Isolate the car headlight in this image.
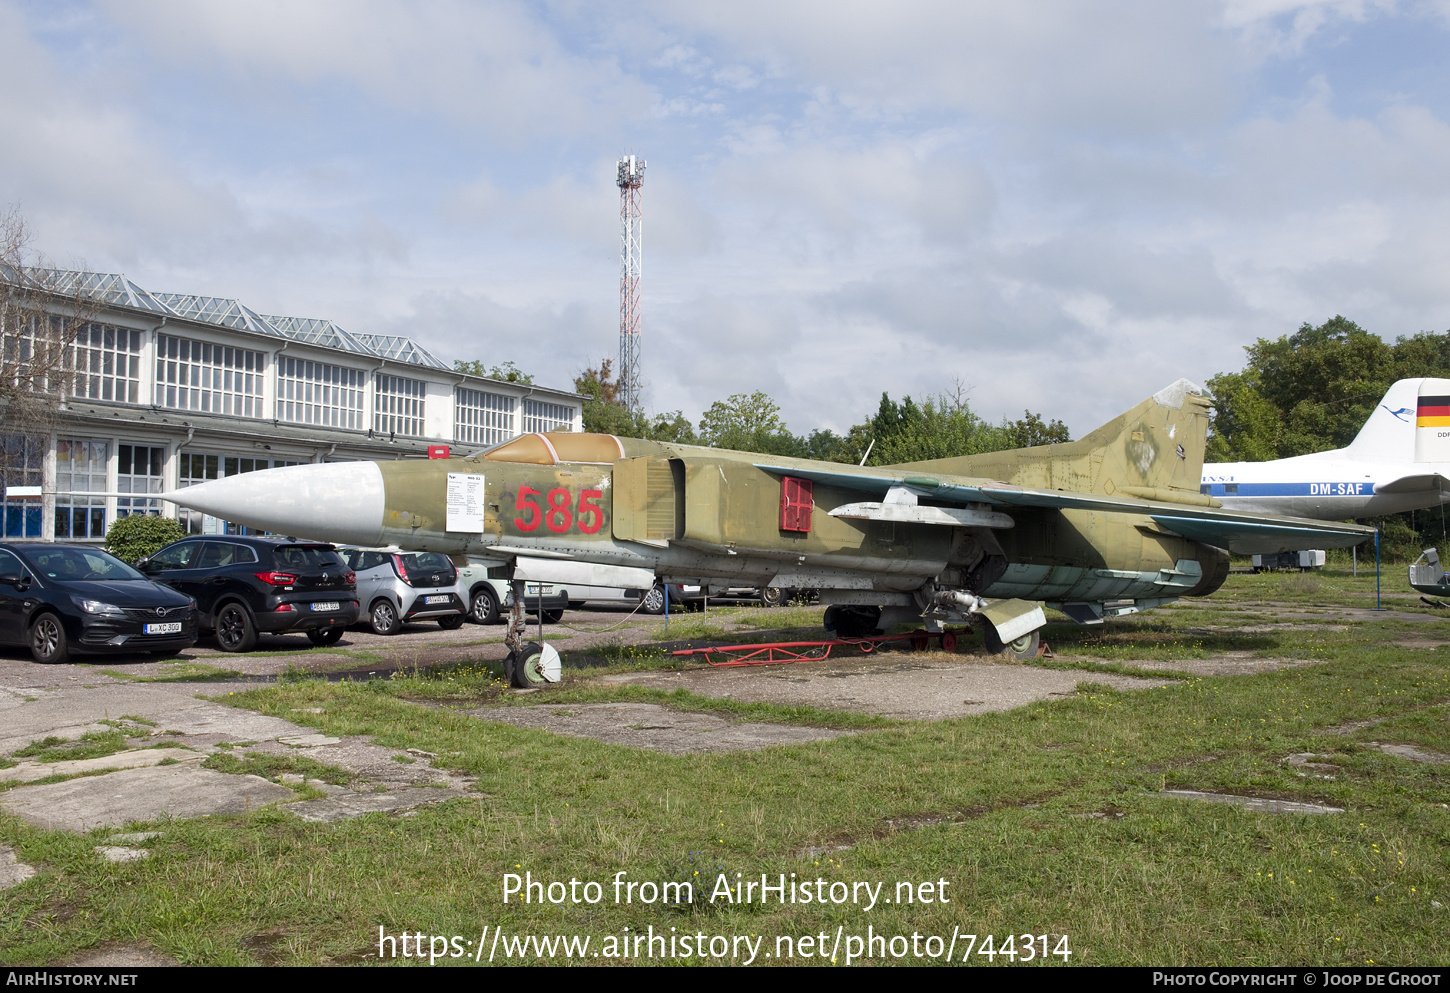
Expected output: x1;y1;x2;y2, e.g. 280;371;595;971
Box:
71;597;126;617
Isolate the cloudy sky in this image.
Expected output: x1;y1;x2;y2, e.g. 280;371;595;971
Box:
4;0;1450;437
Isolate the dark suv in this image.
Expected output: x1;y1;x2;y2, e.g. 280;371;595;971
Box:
139;536;358;651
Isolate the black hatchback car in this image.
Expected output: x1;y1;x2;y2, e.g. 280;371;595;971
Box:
0;543;198;664
139;536;358;651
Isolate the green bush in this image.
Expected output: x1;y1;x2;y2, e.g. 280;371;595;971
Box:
104;515;186;564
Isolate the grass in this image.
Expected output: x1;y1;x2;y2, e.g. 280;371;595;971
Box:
2;570;1450;965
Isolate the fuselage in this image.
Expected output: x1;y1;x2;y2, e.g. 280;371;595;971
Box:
1202;453;1450;518
1202;377;1450;520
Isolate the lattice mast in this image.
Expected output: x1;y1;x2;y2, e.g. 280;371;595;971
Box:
616;155;645;412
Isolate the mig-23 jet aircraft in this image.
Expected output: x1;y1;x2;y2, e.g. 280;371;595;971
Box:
162;379;1372;685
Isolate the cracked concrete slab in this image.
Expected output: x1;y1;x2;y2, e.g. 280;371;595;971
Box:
1159;790;1344;815
1370;742;1450;764
464;702;854;753
95;845;149;863
287;786;466;822
600;657;1172;721
0;746;206;783
0;763;295;831
0;844;37;889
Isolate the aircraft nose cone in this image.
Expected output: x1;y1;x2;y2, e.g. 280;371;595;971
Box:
160;462;386;547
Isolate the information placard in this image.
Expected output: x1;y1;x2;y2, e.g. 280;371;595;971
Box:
446;472;487;533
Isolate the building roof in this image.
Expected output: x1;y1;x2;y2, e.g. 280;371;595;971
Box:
26;268;449;373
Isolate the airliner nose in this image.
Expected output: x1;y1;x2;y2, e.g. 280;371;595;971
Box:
160;461;386;546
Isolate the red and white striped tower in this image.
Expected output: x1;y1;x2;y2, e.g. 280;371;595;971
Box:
616;155;645;412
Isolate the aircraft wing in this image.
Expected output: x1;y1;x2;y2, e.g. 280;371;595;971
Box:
1373;473;1450;495
755;463;1374;554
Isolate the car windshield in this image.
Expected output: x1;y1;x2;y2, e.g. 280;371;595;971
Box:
18;547;145;582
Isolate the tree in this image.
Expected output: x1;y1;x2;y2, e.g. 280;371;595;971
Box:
1207;316;1413;460
453;359;533;384
1004;410;1071;448
573;358;699;443
698;391;803;454
1;207;94;483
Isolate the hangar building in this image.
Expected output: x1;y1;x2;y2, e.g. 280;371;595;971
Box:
0;269;584;541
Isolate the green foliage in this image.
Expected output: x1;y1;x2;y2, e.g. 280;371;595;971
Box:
697;391;804;455
104;514;186;564
453;359;533;384
574;359;698;442
1004;409;1072;448
1208;316;1450;460
861;389;1013;465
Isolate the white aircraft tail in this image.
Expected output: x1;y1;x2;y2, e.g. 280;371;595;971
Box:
1343;378;1450;462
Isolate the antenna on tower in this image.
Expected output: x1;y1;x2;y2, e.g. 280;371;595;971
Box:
616;154;645;412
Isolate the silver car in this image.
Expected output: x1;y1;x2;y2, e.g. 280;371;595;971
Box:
337;549;466;635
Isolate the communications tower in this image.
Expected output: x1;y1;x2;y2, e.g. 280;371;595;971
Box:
616;155;645;412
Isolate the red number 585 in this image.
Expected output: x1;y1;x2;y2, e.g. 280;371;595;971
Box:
513;486;605;535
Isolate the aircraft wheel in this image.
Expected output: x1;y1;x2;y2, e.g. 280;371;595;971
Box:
984;624;1041;662
513;641;547;688
761;587;784;607
307;627;344;646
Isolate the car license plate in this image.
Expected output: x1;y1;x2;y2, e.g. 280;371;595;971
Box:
310;602;340;612
145;622;182;635
425;595;450;604
525;584;553;595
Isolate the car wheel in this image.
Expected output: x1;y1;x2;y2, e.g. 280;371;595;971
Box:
641;584;666;615
469;587;500;625
983;624;1041;661
761;587;784;607
512;641;548;688
370;599;402;635
215;603;258;653
307;628;344;646
438;614;466;630
29;613;69;664
541;608;563;624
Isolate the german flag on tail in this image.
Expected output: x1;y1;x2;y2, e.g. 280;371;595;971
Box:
1417;395;1450;428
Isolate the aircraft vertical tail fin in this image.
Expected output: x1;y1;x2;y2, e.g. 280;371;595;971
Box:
887;378;1215;503
1341;379;1450;462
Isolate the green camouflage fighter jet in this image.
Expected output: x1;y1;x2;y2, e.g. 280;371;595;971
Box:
164;379;1372;684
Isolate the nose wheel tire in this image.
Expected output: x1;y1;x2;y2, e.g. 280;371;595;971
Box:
370;600;402;636
512;641;559;688
29;613;70;664
983;624;1041;661
215;604;258;653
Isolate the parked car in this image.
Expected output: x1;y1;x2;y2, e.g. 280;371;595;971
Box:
564;581;698;614
336;548;466;634
454;561;568;626
138;536;357;651
0;543;198;664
